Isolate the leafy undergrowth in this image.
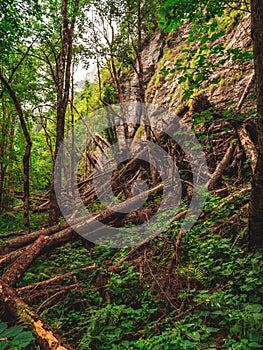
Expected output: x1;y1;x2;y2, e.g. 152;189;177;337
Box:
0;211;48;234
14;187;263;350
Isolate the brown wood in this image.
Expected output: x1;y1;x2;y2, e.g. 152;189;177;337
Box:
0;73;32;233
0;228;75;268
1;235;47;287
208;143;235;190
17;264;96;295
49;0;81;226
0;246;27;269
0;282;73;350
249;0;263;245
0;221;69;254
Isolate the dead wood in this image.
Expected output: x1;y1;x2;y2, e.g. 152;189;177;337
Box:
233;72;257;171
1;183;163;266
109;210;188;272
0;230;25;239
235;123;257;172
0;246;27;269
0;228;75;268
208;142;235;190
31;200;50;213
16;264;96;295
2;235;48;287
0;282;73;350
19;284;80;305
0;222;69;254
236;72;255;111
73;183;164;232
35;285;80;313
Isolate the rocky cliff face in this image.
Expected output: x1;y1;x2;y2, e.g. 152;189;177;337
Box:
122;9;256;177
145;12;254;116
122;28;167;101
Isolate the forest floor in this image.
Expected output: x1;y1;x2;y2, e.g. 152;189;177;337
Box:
0;180;262;350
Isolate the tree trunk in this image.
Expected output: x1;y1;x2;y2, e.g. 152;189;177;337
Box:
0;221;69;254
248;0;263;246
49;0;80;226
0;282;73;350
0;73;32;233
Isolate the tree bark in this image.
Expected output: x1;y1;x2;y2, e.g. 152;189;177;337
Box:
0;228;75;268
0;282;73;350
49;0;80;226
0;73;32;233
1;235;47;287
0;221;69;254
248;0;263;246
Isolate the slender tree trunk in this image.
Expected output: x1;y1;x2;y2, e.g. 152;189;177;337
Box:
49;0;80;225
248;0;263;246
0;73;32;233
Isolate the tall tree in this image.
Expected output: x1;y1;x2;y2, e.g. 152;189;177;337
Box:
0;73;32;233
48;0;81;225
0;0;41;231
248;0;263;246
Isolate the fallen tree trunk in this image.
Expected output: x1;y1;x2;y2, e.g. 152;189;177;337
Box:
0;282;73;350
0;222;69;254
0;228;75;268
1;235;48;287
0;246;27;269
1;183;164;260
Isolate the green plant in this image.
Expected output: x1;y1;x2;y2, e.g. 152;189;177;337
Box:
0;323;35;350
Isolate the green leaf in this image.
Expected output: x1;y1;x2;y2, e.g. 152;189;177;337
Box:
0;341;9;350
0;325;23;338
245;304;263;313
248;342;263;348
0;323;8;334
188;331;201;341
12;331;35;346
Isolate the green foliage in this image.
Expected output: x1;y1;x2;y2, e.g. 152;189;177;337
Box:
0;211;48;234
159;0;241;32
0;0;41;60
14;190;262;350
159;1;252;101
0;322;35;350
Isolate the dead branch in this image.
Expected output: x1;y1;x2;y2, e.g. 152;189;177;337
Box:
233;71;257;171
16;264;96;295
109;210;188;272
0;230;25;239
235;123;257;172
208;142;235;190
19;284;81;305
